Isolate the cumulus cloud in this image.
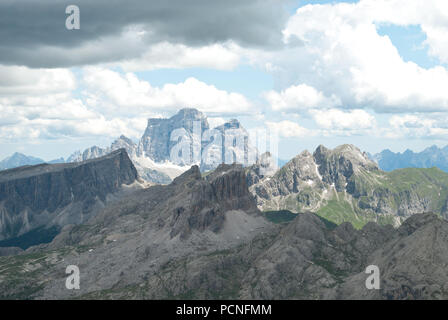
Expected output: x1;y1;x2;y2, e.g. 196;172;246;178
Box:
254;0;448;114
265;120;311;138
82;67;253;116
0;65;75;95
0;65;254;143
386;113;448;139
310;109;376;131
264;84;340;112
0;68;145;142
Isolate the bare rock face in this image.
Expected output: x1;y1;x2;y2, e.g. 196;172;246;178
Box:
139;108;210;163
249;144;448;226
206;164;257;213
313;144;379;192
161;164;259;239
248;149;326;212
0;149;139;241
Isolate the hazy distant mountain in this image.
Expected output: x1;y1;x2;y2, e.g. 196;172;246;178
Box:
371;145;448;172
139;108;210;163
0;153;66;171
47;157;65;164
0;152;44;170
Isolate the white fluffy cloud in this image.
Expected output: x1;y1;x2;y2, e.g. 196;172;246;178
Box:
265;120;311;138
83;67;253;116
0;65;254;143
257;0;448;113
0;65;101;141
386;113;448;139
356;0;448;64
310;109;376;131
0;65;75;95
264;84;340;112
0;65;147;142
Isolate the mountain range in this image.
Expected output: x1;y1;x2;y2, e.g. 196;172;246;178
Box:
1;157;448;299
2;108;448;299
2;109;448;182
248;144;448;228
0;153;64;171
0;109;253;185
370;145;448;172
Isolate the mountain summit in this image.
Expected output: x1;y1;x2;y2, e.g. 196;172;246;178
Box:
138;108;210;163
66;108;254;184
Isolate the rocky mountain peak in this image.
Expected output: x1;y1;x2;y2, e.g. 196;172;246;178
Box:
175;108;206;119
215;118;241;130
313;144;378;191
111;135;137;157
139;108;210;163
314;144;329;156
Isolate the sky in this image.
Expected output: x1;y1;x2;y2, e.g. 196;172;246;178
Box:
1;0;448;161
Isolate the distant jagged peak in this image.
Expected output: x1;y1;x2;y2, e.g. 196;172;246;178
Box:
215;118;242;130
171;165;202;185
111;135;137;157
66;150;82;162
373;143;448;172
175;107;207;119
299;149;313;158
82;145;108;160
278;148;316;173
145;108;209;129
8;152;27;159
0;152;44;165
114;134;135;145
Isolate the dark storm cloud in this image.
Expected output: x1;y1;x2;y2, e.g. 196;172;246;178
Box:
0;0;291;68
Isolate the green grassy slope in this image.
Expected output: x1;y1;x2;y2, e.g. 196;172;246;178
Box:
313;167;448;229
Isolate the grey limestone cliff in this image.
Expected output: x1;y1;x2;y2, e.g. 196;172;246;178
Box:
0;149;139;241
